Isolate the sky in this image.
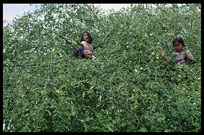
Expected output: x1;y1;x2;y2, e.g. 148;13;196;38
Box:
3;4;40;25
3;4;131;26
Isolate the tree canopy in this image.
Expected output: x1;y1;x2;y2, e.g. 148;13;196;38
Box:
3;4;201;132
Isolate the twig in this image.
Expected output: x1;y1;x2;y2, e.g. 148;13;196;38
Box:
58;34;73;45
93;42;104;49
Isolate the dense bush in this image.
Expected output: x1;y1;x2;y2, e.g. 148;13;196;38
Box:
3;4;201;132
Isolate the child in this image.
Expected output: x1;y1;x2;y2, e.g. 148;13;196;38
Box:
164;37;193;65
74;32;94;58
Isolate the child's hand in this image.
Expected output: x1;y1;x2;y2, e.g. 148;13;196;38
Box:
164;56;168;62
182;52;186;58
159;47;165;56
75;38;79;42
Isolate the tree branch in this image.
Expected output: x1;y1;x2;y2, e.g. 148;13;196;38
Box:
93;42;104;49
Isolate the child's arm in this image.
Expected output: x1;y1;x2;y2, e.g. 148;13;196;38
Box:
75;38;83;46
183;50;193;62
185;54;193;61
93;42;104;49
160;47;169;62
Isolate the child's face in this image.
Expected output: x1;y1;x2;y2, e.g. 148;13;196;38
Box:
83;33;89;42
174;42;183;52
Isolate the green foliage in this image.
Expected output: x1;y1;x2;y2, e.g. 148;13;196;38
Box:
3;4;201;132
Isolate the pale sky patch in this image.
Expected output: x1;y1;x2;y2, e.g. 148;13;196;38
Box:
3;4;131;26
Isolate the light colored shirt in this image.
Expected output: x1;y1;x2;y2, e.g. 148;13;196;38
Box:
81;41;93;53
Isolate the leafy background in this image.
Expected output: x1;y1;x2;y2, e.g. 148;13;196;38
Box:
3;4;201;132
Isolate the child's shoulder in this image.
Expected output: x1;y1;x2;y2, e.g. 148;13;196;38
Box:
184;49;191;53
81;41;88;45
183;49;193;55
81;41;86;43
81;41;92;45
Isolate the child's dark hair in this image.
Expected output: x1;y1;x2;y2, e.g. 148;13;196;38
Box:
80;31;93;44
173;37;185;47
